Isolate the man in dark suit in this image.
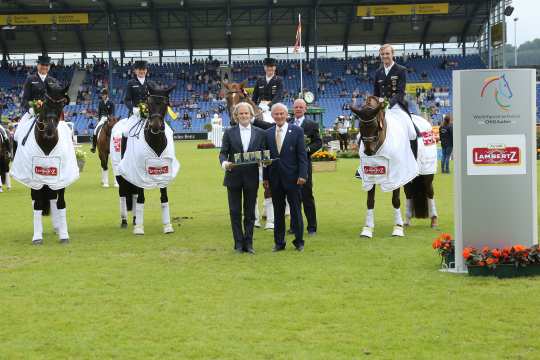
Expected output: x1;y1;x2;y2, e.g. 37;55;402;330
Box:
21;55;56;112
288;98;322;236
219;103;267;254
124;60;150;116
373;44;408;113
263;103;308;252
251;57;283;109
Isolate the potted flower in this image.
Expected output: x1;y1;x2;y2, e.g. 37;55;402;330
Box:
311;150;337;172
432;233;455;268
76;149;87;172
462;247;494;276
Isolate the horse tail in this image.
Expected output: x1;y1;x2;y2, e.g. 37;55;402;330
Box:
408;176;429;218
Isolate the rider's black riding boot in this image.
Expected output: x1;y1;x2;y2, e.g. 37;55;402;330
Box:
90;135;97;153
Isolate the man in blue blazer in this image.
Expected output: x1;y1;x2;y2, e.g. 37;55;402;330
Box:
263;103;308;252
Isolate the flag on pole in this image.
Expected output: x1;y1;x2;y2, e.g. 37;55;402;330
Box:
293;14;302;53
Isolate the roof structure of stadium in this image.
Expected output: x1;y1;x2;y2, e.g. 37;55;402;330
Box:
0;0;491;56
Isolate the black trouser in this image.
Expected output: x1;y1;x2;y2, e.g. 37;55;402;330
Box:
227;185;258;251
272;180;303;249
290;165;317;233
338;133;348;151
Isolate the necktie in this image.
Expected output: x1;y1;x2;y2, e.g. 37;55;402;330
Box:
276;127;282;153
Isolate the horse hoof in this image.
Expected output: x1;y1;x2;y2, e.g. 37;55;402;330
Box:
133;225;144;235
404;218;411;227
114;183;119;188
163;224;174;234
32;239;43;245
120;220;128;229
392;225;405;237
59;238;69;245
431;217;439;228
360;227;373;238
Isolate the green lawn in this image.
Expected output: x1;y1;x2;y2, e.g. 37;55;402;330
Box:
1;141;539;360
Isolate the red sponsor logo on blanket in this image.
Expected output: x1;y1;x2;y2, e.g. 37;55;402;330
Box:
113;137;121;152
472;146;520;165
148;166;169;175
363;166;386;175
421;131;436;146
34;166;58;176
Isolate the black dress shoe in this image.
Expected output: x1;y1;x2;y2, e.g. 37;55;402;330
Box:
307;231;316;237
295;245;304;252
59;238;69;245
245;248;255;255
272;245;286;252
32;239;43;246
234;248;244;254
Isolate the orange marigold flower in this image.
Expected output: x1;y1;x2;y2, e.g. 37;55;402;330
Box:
482;246;490;254
441;233;452;241
462;248;472;259
491;249;501;258
486;258;496;265
432;239;441;249
513;245;526;252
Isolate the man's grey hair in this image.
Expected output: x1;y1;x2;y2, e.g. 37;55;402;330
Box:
271;102;288;113
232;102;255;121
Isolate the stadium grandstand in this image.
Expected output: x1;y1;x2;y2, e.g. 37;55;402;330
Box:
0;0;537;136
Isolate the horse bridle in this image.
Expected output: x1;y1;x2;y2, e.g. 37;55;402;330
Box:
359;105;384;146
36;94;67;132
145;94;169;135
225;88;262;121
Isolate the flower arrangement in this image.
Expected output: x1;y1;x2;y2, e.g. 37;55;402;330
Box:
203;123;213;132
463;244;540;268
432;233;454;257
29;100;44;114
311;150;337;162
137;102;149;119
197;142;216;149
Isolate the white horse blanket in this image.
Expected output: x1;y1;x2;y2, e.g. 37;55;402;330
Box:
412;114;438;175
358;105;418;192
118;114;180;189
11;119;79;190
110;118;129;176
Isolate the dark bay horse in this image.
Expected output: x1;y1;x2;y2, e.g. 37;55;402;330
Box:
352;96;434;238
97;115;119;187
13;82;73;244
119;83;177;235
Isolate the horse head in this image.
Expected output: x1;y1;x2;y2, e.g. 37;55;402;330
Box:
223;80;249;124
146;83;176;135
105;115;119;135
350;95;386;156
498;74;513;100
38;81;69;140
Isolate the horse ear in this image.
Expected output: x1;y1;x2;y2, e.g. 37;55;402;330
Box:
240;79;248;88
223;82;231;90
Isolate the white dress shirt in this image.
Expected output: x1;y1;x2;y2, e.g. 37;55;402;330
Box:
384;62;395;76
239;124;251;152
137;77;146;85
38;73;47;82
294;116;305;128
265;75;274;83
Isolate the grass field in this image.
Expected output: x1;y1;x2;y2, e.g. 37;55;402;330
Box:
1;141;540;360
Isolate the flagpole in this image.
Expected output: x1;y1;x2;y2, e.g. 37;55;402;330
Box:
298;13;303;98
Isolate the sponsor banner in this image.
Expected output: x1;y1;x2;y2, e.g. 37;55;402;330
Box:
148;166;169;176
467;134;526;176
363;165;386;175
0;13;89;25
405;82;432;94
420;130;436;146
32;156;61;185
357;3;448;17
35;166;58;176
112;137;122;153
172;132;208;141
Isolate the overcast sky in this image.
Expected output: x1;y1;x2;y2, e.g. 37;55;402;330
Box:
512;0;540;45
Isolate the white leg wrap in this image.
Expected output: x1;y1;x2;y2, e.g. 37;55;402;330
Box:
394;207;404;226
50;199;60;233
405;199;413;219
102;169;109;187
264;198;274;224
285;200;290;216
58;208;69;240
119;197;127;220
5;173;11;189
161;202;171;225
365;209;375;228
33;210;43;241
0;174;3;188
254;197;260;222
135;203;144;226
131;194;138;214
428;198;438;218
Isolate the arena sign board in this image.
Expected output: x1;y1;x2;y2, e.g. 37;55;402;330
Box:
356;3;448;17
0;13;88;25
453;69;537;272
